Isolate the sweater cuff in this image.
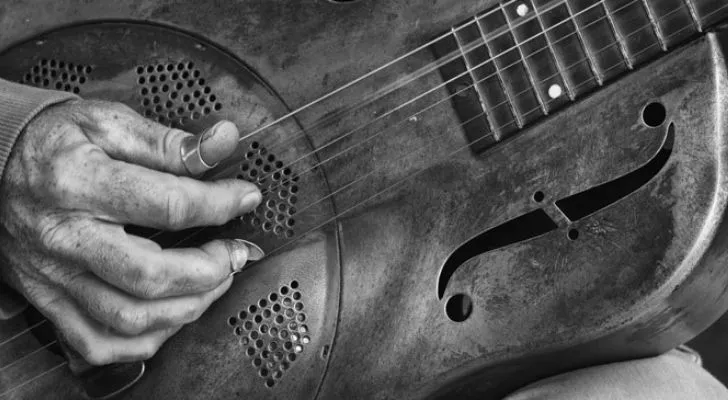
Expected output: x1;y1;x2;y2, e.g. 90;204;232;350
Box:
0;79;79;179
0;80;79;320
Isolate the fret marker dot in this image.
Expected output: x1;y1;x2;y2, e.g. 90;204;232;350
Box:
516;3;530;17
548;84;563;99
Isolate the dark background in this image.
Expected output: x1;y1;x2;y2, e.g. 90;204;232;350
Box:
689;312;728;384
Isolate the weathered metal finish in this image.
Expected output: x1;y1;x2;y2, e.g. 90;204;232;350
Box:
0;1;728;399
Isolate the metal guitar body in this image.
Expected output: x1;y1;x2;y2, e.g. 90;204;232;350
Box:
0;1;728;399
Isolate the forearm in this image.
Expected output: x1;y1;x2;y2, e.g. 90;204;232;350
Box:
0;78;79;320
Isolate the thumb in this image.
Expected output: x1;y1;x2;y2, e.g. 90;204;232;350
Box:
197;121;240;166
200;239;266;276
80;101;241;177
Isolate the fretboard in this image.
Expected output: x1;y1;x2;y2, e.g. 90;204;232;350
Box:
432;0;728;153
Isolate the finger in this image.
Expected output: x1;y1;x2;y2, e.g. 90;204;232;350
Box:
73;155;260;230
49;220;259;298
65;271;233;336
79;101;240;176
37;286;181;365
197;121;240;166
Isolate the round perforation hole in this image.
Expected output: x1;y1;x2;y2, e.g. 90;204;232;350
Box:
21;58;92;94
228;280;309;388
237;141;300;238
135;61;224;128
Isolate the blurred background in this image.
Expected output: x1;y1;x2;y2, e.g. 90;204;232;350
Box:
689;312;728;384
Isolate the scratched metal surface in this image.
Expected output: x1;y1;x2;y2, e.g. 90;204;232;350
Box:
1;1;728;399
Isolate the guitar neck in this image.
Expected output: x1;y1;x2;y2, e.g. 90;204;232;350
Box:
432;0;728;153
688;0;728;29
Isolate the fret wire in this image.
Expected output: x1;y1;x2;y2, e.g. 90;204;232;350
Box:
531;1;577;100
683;0;704;31
265;4;687;221
135;0;660;245
475;17;525;128
232;1;578;173
503;2;550;114
451;28;501;138
235;0;523;143
641;0;668;51
234;0;612;180
563;0;605;85
474;0;570;48
601;0;635;69
200;0;683;212
2;5;724;396
266;7;712;264
164;0;649;222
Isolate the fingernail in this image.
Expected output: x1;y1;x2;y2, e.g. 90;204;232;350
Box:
235;239;265;261
229;243;248;275
229;239;265;276
201;120;228;143
240;190;262;209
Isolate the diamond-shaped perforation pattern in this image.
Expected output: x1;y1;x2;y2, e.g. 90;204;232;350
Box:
135;61;223;128
228;281;310;389
238;141;299;238
20;58;92;94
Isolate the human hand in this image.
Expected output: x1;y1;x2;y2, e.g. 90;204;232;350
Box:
0;99;262;365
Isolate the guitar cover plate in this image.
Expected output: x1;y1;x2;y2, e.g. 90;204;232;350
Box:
0;21;341;399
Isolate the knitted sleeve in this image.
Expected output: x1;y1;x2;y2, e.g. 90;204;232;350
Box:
0;79;79;320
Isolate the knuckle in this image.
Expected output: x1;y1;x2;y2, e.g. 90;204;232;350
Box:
160;128;185;163
164;186;194;230
122;259;169;299
132;274;168;300
44;145;102;203
45;156;76;198
113;305;150;335
80;342;113;366
37;217;69;253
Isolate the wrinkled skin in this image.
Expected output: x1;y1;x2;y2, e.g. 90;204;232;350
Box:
0;99;262;365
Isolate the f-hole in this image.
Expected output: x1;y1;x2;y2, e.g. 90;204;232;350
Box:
555;123;674;221
437;210;558;299
437;123;675;301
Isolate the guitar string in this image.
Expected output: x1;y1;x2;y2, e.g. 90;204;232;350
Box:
0;0;705;354
0;2;722;397
4;0;608;353
180;17;687;256
0;341;58;373
230;0;603;165
234;0;565;145
278;1;690;218
0;361;67;398
0;320;46;348
223;0;627;195
164;2;689;246
221;0;664;207
144;0;647;242
0;0;698;353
